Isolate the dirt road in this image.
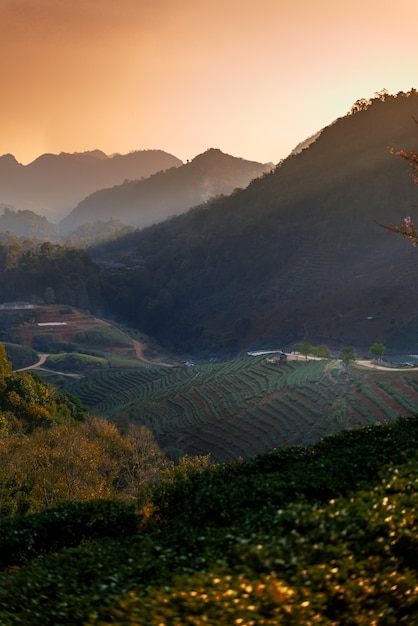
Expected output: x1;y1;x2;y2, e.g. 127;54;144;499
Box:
15;353;49;371
131;339;177;367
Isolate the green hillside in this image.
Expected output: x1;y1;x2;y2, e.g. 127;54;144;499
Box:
0;336;417;623
64;355;418;461
0;415;417;624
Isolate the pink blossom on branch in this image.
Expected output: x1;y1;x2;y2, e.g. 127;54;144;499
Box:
388;146;418;183
377;148;418;245
375;218;418;247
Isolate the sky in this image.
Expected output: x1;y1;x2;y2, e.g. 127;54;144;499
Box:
0;0;417;165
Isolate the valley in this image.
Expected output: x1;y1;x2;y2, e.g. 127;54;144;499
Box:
1;1;417;619
0;90;417;624
0;92;417;465
3;304;418;463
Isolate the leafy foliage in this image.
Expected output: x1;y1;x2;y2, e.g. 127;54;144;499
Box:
0;500;138;569
0;410;167;515
0;369;87;434
74;325;132;348
338;346;356;366
45;352;108;373
0;241;101;310
0;416;416;624
377;148;418;244
3;342;39;370
370;342;386;359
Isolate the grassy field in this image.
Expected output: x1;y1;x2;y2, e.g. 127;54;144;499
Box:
64;356;418;461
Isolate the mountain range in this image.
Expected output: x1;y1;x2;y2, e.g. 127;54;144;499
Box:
59;149;273;233
0;149;182;221
0;91;417;357
93;90;418;356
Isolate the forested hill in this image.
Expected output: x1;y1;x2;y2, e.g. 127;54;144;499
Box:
94;90;418;356
0;206;59;240
59;149;273;233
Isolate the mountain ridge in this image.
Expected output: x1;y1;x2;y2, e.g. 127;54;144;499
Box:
59;149;274;233
93;90;418;356
0;149;183;220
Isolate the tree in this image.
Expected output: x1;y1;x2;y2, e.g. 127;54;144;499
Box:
117;424;168;503
370;343;386;361
312;344;331;358
44;286;56;305
295;341;312;360
328;397;348;430
376;142;418;244
338;346;356;366
0;342;12;383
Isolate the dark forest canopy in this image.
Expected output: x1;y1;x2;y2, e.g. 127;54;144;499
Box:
92;90;418;355
0;241;102;311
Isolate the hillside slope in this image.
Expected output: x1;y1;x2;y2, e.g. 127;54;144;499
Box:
0;206;59;239
64;355;418;462
59;149;273;232
94;91;418;355
0;416;417;624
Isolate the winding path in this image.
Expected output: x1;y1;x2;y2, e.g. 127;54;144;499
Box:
131;339;177;367
15;353;49;372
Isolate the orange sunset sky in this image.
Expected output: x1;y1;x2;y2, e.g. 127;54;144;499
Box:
1;0;417;165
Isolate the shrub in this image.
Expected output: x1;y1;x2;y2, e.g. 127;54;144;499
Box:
4;343;39;370
0;499;139;569
45;353;108;373
75;326;132;348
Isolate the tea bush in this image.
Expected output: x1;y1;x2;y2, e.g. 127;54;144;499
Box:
0;499;138;569
0;416;417;624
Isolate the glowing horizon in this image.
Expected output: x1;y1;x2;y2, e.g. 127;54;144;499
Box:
1;0;417;166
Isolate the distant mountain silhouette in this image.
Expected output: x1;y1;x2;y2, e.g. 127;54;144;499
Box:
59;149;274;234
0;206;58;239
93;90;418;356
0;150;182;221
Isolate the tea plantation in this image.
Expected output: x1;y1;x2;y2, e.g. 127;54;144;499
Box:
0;415;417;624
64;356;418;460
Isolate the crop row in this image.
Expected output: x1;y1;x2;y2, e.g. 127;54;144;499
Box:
288;391;324;417
67;358;311;419
300;383;338;414
179;424;248;462
357;383;399;421
285;360;327;388
247;402;293;437
344;394;376;424
66;368;164;408
295;383;333;409
63;359;358;458
129;380;321;458
274;395;315;427
376;381;418;415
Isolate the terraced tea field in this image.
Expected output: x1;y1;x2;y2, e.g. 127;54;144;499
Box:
64;356;418;462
